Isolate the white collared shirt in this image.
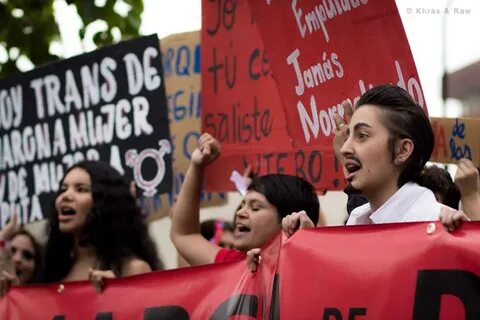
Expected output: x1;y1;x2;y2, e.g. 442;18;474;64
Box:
346;182;446;225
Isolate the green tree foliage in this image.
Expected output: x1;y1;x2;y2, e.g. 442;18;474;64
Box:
0;0;144;80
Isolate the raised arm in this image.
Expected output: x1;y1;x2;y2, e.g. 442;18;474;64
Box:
333;99;354;163
281;211;315;238
455;159;480;220
170;133;223;265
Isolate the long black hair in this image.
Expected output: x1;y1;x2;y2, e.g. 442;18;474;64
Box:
43;161;162;282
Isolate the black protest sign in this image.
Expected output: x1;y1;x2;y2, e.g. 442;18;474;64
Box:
0;34;172;227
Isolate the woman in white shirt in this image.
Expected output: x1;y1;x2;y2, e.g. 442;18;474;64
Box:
283;84;452;236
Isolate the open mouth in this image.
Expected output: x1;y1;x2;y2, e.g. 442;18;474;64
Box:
344;158;362;181
59;206;76;216
234;223;251;236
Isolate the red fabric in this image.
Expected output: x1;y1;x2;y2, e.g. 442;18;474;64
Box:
214;248;246;263
280;222;480;318
0;239;279;319
2;223;480;318
247;0;427;150
201;0;344;192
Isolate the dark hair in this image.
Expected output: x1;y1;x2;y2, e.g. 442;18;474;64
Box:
419;165;460;209
344;184;368;215
44;161;162;282
11;230;43;284
200;219;233;241
356;84;434;187
248;174;319;224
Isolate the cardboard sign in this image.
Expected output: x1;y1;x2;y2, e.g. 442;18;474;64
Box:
2;222;480;318
431;117;479;165
0;35;172;227
247;1;426;147
201;0;344;192
140;32;227;221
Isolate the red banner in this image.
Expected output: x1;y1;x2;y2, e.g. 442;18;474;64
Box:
280;222;480;319
201;0;344;192
0;233;281;320
2;223;480;319
246;0;426;148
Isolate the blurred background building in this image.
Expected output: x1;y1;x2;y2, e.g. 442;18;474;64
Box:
444;61;480;117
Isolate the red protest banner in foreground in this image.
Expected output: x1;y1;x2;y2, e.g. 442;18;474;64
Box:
2;222;480;319
247;0;426;149
0;242;278;320
201;0;344;192
280;222;480;319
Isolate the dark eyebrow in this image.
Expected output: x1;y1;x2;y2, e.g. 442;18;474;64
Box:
353;122;372;131
75;183;91;187
61;182;90;188
248;199;263;206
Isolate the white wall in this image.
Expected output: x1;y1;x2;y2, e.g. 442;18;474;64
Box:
320;191;349;226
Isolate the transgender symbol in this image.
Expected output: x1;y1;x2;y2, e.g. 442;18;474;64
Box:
125;139;171;197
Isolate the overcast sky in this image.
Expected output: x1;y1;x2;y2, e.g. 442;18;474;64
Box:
4;0;479;117
139;0;480;117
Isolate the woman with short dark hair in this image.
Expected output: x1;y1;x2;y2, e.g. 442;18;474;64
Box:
283;85;453;235
340;84;445;224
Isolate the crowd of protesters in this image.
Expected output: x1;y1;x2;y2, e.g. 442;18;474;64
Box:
0;84;479;295
1;161;163;295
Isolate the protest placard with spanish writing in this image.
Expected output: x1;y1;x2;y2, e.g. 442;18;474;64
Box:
201;1;344;192
431;117;480;165
0;35;172;227
140;31;226;220
247;0;426;147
